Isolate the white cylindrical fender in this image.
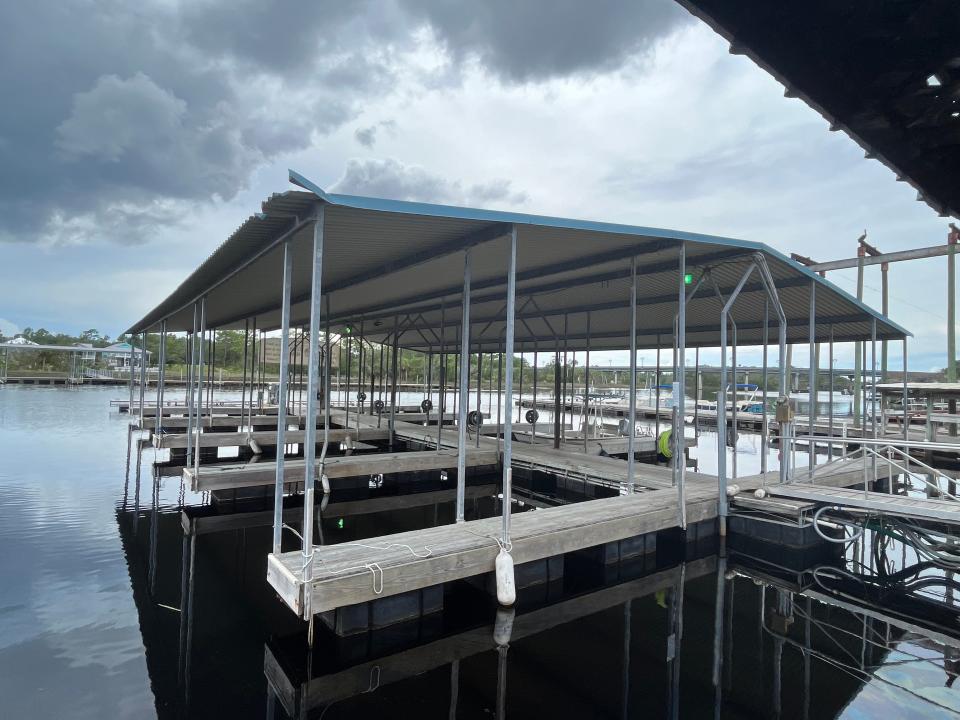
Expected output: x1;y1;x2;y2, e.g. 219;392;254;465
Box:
726;483;741;497
248;437;263;455
495;548;516;607
493;606;515;647
320;473;331;494
754;488;768;499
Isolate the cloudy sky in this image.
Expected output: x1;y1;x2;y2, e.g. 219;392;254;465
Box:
0;0;952;369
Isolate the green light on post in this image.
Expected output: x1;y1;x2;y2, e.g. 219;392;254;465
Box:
343;325;353;335
684;273;694;285
337;518;344;529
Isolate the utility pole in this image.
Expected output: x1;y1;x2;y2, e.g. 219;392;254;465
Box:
948;224;958;384
948;224;958;436
853;233;867;426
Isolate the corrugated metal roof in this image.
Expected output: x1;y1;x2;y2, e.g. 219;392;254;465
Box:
125;170;909;351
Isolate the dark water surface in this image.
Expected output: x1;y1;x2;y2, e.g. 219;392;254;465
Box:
2;386;959;718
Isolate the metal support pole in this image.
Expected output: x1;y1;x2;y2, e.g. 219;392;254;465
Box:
676;244;687;527
301;206;325;626
456;249;471;522
655;341;661;440
948;229;957;435
761;300;769;474
627;257;638;488
854;249;865;425
239;319;248;428
324;297;332;439
127;338;135;410
247;318;256;430
438;298;446;452
476;350;483;448
584;312;591;451
553;349;561;449
156;321;167;435
272;241;293;556
881;262;889;381
903;338;909;442
828;326;834;461
532;348;538;439
950;233;957;384
719;265;755;534
518;350;524;424
185;319;196;465
502;225;517;546
193;300;206;480
695;348;700;431
139;331;147;429
389;316;400;450
871;318;878;481
345;333;352;429
808;279;816;477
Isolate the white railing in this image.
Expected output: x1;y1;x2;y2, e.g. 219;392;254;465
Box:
790;434;960;501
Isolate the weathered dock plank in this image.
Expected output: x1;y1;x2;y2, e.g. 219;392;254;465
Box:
767;484;960;524
182;484;497;536
267;483;720;616
153;427;388;450
183;448;499;492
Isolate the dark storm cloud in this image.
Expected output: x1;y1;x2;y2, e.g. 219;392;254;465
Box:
0;0;687;245
0;0;399;245
399;0;691;81
331;157;528;206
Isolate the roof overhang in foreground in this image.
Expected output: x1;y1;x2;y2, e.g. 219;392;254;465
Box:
126;170;909;352
677;0;960;221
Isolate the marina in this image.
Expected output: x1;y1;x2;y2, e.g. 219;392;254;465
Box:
116;166;952;636
5;1;960;717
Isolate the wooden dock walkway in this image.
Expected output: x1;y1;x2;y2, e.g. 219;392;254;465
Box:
183;448;499;493
181;484;497;536
130;404;280;418
153;426;389;450
766;484;960;524
265;444;893;617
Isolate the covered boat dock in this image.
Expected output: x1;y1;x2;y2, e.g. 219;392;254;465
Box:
124;169;907;629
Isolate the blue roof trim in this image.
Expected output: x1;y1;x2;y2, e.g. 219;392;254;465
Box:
288;169;331;202
288;169;911;338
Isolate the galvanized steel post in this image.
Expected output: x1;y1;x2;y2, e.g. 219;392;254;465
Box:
719;265;755;535
193;298;206;480
501;225;517;546
127;339;135;410
808;279;816;477
902;337;909;442
301;205;325;623
186;305;197;464
138;331;147;428
156;321;167;436
761;299;769;474
675;243;686;527
456;248;472;522
389;316;400;449
627;256;638;488
272;241;293;555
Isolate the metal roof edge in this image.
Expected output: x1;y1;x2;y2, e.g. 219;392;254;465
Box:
760;242;912;339
288;169;768;249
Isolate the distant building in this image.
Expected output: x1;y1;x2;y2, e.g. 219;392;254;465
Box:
74;343;98;362
8;336;37;346
100;342;151;368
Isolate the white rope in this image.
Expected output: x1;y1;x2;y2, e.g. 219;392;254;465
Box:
333;541;433;558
